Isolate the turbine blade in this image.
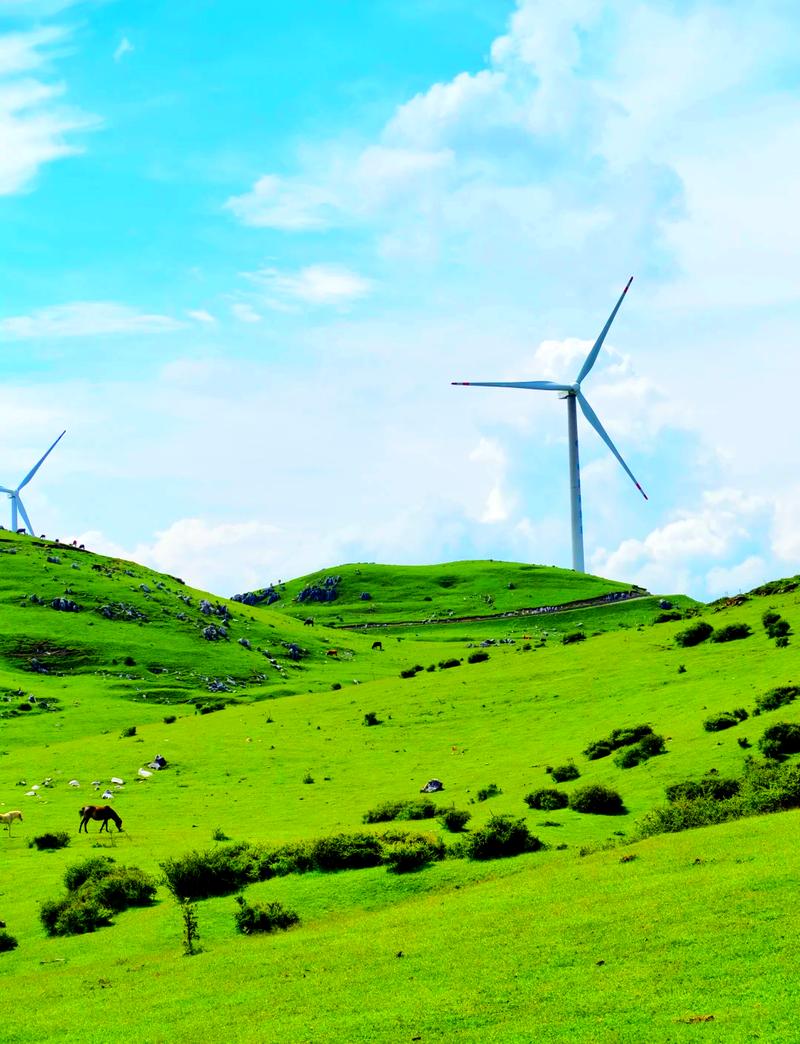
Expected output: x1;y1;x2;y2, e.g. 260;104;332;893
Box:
17;430;66;491
576;391;647;499
16;496;34;534
576;276;633;385
452;381;572;391
0;486;13;494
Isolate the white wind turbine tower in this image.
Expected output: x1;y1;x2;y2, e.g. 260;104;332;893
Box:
1;431;67;535
453;278;646;573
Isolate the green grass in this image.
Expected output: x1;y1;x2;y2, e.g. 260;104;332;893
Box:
1;529;799;1041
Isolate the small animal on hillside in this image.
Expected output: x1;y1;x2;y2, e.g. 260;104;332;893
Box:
0;810;23;834
303;617;314;626
79;805;123;834
326;649;338;657
371;641;383;651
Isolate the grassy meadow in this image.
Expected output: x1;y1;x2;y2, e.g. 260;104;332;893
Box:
1;529;799;1042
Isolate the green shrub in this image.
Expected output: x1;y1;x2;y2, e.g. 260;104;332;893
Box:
703;708;748;732
163;714;177;724
0;930;19;952
583;724;654;760
759;722;800;761
550;762;580;783
438;807;471;832
776;636;790;648
362;711;381;726
120;725;137;738
755;685;800;713
762;610;781;628
438;658;461;670
29;831;71;851
399;668;419;679
40;895;112;936
710;623;752;643
767;619;791;639
476;783;502;802
465;815;543;860
665;777;741;803
614;733;666;769
569;785;626;815
524;788;568;811
64;856;115;892
384;834;445;873
85;868;156;912
467;651;489;664
675;621;714;647
310;833;383;872
161;843;260;901
362;798;437;824
562;631;586;645
234;896;299;934
654;611;683;623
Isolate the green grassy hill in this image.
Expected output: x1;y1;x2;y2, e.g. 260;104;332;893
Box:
1;529;799;1042
245;560;640;626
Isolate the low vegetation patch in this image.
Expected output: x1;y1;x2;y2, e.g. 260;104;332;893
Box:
234;896;299;934
703;708;748;732
583;724;655;761
759;722;800;760
383;833;445;873
524;788;569;811
562;631;586;645
550;761;580;783
569;784;626;815
675;621;714;647
613;732;666;769
362;798;437;823
755;685;800;714
28;831;71;851
41;857;156;936
710;623;752;643
438;807;471;832
467;651;489;664
463;815;543;860
475;783;502;802
0;930;19;953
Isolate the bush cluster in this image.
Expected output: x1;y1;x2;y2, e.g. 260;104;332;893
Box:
568;784;626;815
710;623;752;643
762;610;791;643
40;857;156;936
703;708;748;732
383;832;445;873
759;722;800;761
463;815;543;860
755;685;800;713
583;724;655;761
675;621;714;647
524;788;568;811
438;807;471;832
550;762;580;783
467;651;490;664
28;831;71;851
562;631;586;645
438;658;461;670
234;896;299;935
475;783;502;802
0;930;18;953
638;760;800;838
613;733;666;769
363;798;437;823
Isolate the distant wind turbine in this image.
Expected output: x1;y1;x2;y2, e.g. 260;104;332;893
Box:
0;431;66;535
453;278;646;574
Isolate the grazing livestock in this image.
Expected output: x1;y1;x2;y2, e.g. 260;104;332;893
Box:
303;617;314;626
0;810;23;834
79;805;123;833
371;640;383;651
326;649;338;657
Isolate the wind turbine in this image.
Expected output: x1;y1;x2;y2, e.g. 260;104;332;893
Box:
1;431;66;535
453;277;646;573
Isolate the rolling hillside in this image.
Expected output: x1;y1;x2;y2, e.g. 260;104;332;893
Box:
1;529;799;1042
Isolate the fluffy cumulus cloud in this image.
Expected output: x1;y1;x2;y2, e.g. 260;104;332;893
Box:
245;264;372;308
0;23;97;194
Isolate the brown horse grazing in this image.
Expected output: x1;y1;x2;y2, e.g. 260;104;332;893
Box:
79;805;123;833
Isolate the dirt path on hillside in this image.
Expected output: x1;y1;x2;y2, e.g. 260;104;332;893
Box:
333;589;650;631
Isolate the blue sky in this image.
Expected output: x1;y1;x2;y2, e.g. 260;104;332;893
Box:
1;0;799;598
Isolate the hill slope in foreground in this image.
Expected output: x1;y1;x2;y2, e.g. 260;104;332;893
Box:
1;529;799;1042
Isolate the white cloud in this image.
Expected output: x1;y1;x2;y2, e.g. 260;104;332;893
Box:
224;174;337;230
186;309;216;324
0;301;183;339
0;24;98;194
247;264;372;307
230;302;262;323
113;37;134;62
